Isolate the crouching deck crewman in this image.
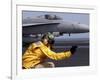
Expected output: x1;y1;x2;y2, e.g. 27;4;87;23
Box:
22;32;77;69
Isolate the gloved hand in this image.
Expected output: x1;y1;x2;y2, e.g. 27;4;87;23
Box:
70;46;78;55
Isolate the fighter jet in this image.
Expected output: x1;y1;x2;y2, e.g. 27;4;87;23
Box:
22;14;89;36
22;14;89;50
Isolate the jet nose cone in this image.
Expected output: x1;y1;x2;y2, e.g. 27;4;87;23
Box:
78;24;89;32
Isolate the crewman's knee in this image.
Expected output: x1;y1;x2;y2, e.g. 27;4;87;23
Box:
35;64;44;68
44;62;55;68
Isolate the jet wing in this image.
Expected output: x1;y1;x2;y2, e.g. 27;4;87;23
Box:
23;22;60;35
22;21;60;27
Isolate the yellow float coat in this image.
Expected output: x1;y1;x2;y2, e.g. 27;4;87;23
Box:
22;41;72;69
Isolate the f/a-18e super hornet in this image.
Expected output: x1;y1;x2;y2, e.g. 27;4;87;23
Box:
22;14;89;48
22;14;89;37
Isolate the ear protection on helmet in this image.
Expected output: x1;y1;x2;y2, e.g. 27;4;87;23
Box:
41;32;55;44
48;38;55;44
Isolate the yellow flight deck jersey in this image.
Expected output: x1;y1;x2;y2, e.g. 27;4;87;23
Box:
22;41;72;69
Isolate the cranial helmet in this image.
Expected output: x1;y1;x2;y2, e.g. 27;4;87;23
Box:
41;32;55;44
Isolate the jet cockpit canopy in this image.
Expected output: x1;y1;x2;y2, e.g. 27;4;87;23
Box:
38;14;62;20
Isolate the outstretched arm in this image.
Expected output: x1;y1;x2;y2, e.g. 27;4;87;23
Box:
40;46;72;60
